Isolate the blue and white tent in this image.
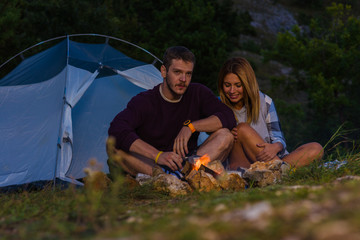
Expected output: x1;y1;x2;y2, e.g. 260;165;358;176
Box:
0;34;162;187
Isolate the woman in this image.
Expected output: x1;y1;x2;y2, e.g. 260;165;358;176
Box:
218;57;323;170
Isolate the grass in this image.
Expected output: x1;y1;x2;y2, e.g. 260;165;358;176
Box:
1;168;360;239
1;130;360;239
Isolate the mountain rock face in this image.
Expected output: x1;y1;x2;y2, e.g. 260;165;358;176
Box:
234;0;298;37
230;0;298;92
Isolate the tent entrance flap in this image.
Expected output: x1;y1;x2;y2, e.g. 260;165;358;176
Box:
58;66;100;181
66;74;151;179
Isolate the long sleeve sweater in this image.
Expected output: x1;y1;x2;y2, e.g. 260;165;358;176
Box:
108;83;236;153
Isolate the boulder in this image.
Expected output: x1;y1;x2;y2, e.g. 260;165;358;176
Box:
243;160;283;187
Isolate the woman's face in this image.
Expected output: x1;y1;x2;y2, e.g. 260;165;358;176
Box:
223;73;244;109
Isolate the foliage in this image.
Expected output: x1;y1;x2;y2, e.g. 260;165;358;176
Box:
98;0;254;91
283;125;360;184
265;3;360;147
0;0;253;91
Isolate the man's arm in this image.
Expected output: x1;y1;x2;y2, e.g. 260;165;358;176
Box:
173;115;222;157
172;84;236;157
191;115;222;132
130;139;183;171
198;84;236;131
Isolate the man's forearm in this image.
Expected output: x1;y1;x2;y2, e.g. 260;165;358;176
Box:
192;115;222;133
129;139;159;161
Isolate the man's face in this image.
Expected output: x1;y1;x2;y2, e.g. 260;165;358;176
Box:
161;59;194;99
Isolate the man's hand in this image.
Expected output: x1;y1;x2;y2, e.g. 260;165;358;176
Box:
157;151;183;171
173;126;192;158
255;142;282;162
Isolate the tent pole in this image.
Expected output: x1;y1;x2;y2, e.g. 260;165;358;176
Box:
0;33;162;71
53;35;70;190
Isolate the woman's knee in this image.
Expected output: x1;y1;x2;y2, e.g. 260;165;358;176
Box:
308;142;324;159
236;122;259;141
298;142;324;160
236;122;250;131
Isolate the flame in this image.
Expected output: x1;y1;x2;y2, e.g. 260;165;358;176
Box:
193;154;211;171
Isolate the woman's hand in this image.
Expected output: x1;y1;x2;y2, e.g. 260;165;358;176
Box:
231;127;238;141
255;142;283;162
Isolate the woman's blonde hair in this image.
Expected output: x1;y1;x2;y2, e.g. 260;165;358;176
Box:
218;57;260;123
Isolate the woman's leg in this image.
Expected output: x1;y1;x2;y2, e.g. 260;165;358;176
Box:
282;142;324;167
229;123;280;169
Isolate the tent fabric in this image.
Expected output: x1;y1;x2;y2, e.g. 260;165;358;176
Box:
0;38;162;187
0;41;67;86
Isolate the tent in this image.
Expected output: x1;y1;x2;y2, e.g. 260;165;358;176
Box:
0;34;163;188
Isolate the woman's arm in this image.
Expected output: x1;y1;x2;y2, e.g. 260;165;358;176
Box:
264;94;287;156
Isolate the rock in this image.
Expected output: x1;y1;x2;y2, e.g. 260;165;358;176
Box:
333;175;360;184
221;201;273;230
135;173;152;186
243;159;283;187
151;173;192;197
234;0;298;37
152;166;166;176
217;173;247;191
214;203;227;212
124;174;140;188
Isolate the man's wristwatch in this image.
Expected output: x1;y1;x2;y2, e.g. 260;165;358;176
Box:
183;120;196;133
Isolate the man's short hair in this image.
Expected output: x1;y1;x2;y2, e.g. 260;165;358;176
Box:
162;46;196;70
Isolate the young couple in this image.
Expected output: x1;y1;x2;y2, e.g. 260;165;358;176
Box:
107;46;323;179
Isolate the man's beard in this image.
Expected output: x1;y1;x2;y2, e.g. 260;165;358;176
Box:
165;76;185;98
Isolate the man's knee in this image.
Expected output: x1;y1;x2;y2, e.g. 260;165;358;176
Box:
107;149;136;179
212;128;234;149
107;157;126;181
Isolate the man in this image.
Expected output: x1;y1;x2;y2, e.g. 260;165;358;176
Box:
107;46;236;178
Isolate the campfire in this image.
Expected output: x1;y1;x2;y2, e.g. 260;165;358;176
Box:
142;154;247;196
192;154;211;171
181;154;246;193
85;137;288;196
145;154;288;196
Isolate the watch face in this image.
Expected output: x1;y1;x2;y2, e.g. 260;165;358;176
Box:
184;120;191;126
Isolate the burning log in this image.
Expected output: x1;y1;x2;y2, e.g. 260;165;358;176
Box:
184;157;246;192
199;164;220;178
181;161;193;176
206;160;226;176
185;169;221;192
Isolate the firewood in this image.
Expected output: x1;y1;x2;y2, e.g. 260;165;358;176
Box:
185;169;221;192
